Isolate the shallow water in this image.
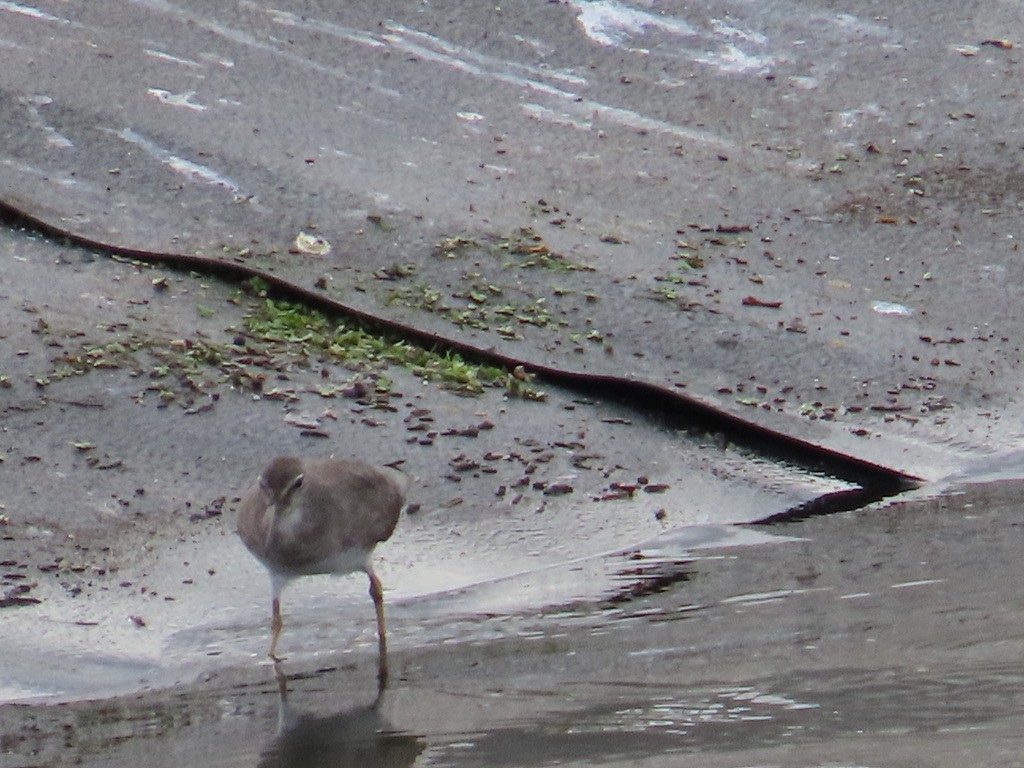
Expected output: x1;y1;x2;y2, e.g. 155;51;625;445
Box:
3;481;1023;767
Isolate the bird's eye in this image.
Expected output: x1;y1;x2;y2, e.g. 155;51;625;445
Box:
290;474;304;492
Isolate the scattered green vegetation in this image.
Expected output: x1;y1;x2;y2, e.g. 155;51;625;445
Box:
649;268;706;305
436;235;475;257
44;339;145;384
648;238;711;305
436;228;593;272
31;278;546;407
672;252;705;270
243;275;271;297
366;213;396;232
389;279;565;339
373;261;418;280
246;298;546;400
383;228;610;340
649;285;680;302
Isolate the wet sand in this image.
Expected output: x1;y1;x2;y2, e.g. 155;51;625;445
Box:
0;224;850;704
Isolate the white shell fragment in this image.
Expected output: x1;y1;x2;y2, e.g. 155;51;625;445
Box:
871;300;913;317
294;231;331;257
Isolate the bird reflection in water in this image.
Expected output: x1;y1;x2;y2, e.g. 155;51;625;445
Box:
258;663;423;768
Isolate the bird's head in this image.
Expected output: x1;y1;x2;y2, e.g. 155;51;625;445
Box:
259;457;305;511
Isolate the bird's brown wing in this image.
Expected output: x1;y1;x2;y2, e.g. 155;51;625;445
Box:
236;479;273;561
305;459;406;550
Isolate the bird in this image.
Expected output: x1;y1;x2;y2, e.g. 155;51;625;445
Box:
237;456;409;684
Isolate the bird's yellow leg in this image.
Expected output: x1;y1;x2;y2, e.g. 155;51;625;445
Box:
268;597;284;661
368;570;388;685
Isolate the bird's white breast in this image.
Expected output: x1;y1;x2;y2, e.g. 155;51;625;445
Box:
274;501;372;576
275;502;306;540
319;546;371;576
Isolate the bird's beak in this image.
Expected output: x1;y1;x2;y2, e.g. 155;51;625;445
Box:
257;478;279;551
258;476;274;503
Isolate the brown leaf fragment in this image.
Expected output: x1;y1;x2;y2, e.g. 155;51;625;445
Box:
443;425;480;437
610;482;639;496
543;483;574;496
189;497;225;522
742;296;783;308
265;389;300;402
63;397;106;408
553;440;586;450
184;401;215;415
340;382;371;399
449;454;481;472
571;453;603;470
593;490;632;502
86;456;124;470
0;594;42;608
284;413;321;430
